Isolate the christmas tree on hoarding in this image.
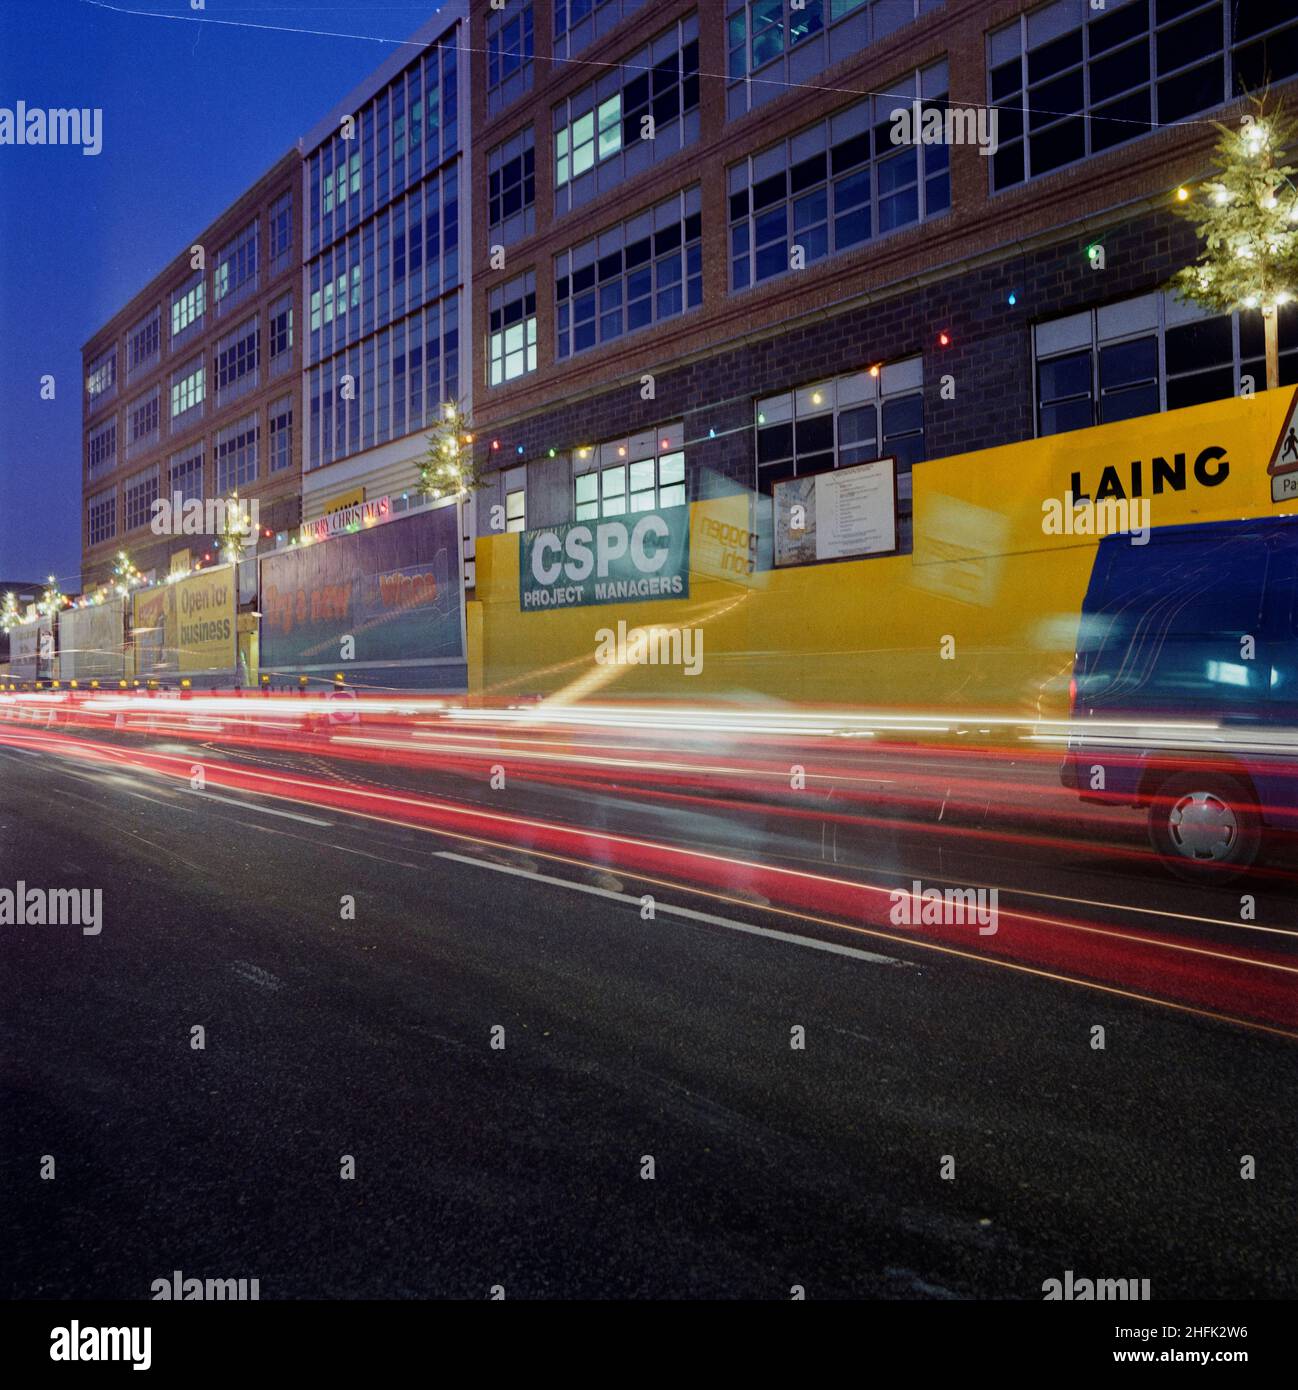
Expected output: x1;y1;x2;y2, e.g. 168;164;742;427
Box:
418;402;482;502
1170;98;1298;391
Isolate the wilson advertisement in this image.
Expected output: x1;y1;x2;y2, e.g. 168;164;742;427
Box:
259;502;464;673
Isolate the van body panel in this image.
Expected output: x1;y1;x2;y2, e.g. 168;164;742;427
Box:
1063;516;1298;831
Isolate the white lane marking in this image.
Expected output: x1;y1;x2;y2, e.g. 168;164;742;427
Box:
187;789;334;827
434;851;909;968
325;842;421;869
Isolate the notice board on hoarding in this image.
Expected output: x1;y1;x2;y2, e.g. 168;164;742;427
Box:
773;457;897;567
131;568;237;675
8;620;49;681
519;508;690;612
259;502;465;672
58;599;127;679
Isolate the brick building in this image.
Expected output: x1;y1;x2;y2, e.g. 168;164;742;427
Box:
80;151;302;587
467;0;1298;552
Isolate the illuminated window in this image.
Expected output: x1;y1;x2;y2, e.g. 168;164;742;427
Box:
553;15;698;211
574;424;686;519
214;220;259;310
170;357;205;425
170;275;206;342
86;347;116;405
488;271;537;385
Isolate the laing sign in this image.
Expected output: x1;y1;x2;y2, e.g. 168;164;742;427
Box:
520;511;689;611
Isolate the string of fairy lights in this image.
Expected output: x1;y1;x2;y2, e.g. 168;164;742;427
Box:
11;70;1298;629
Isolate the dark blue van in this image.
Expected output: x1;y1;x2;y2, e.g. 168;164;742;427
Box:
1062;515;1298;878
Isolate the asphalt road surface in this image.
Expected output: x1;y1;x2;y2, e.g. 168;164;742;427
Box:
2;726;1296;1300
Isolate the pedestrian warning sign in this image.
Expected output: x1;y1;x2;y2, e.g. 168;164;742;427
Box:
326;687;360;726
1269;389;1298;504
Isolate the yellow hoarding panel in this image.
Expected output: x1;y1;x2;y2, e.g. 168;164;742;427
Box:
132;567;236;676
473;390;1298;717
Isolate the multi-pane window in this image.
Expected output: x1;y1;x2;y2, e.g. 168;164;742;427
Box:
126;389;160;459
488;271;537;385
309;169;458;356
755;360;924;548
170;357;205;426
556;187;702;359
170;274;205;342
304;28;461;472
214;220;259;310
574;424;687;520
503;465;527;533
323;150;362;218
87;489;116;547
87;419;117;481
169;445;204;505
307;299;459;470
725;0;933;118
1034;291;1298;437
215;412;259;493
307;37;457;259
989;1;1298;192
488;128;535;246
87;348;116;406
487;2;534;116
127;310;160;379
268;191;293;272
215;316;259;405
124;466;159;533
553;15;700;214
555;0;648;60
269;293;294;377
269;395;293;473
730;64;949;292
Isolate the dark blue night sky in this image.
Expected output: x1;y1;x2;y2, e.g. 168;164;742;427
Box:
0;0;443;589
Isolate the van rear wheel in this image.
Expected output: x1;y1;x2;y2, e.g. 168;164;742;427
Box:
1147;772;1262;881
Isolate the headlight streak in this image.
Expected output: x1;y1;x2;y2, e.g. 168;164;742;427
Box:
4;723;1298;1034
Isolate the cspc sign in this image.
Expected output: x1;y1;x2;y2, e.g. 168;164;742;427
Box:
519;512;690;611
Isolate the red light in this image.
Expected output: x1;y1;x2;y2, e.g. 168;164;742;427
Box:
1069;676;1077;711
491;439;500;450
938;331;951;347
